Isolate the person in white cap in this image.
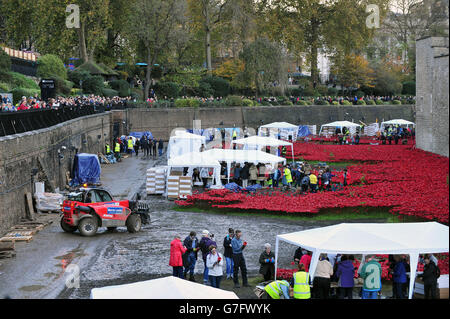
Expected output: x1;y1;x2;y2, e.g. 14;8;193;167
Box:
199;230;216;285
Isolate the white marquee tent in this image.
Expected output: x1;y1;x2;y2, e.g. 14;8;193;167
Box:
203;149;286;183
230;135;294;160
167;151;222;190
258;122;299;140
90;276;239;299
167;131;206;159
319;121;361;135
274;222;449;299
380;119;416;131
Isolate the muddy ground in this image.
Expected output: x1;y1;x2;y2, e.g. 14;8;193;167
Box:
0;151;391;299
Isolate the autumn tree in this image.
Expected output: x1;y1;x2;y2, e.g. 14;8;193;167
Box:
127;0;187;101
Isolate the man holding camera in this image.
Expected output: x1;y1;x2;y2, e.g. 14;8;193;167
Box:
231;230;249;288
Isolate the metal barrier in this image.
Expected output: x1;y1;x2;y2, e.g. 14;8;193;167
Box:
0;105;104;137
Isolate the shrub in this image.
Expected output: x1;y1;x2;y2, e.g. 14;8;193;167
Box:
242;99;254;106
392;99;402;105
285;101;294;106
0;50;11;72
356;99;366;105
102;88;119;97
53;76;73;96
317;85;328;96
402;81;416;95
375;99;384;105
70;88;82;96
0;82;10;92
83;75;105;95
331;101;340;105
174;99;188;108
154;81;181;98
195;81;214;98
109;79;130;97
68;70;91;88
174;98;199;108
10;87;40;104
328;87;338;96
200;76;230;97
303;86;316;97
37;54;67;80
270;100;280;106
225;95;243;106
355;90;365;99
341;100;352;105
316;100;330;105
296;100;310;106
289;87;302;96
366;99;376;105
9;72;39;90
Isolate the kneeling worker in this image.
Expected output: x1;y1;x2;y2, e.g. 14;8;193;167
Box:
264;280;290;299
290;263;311;299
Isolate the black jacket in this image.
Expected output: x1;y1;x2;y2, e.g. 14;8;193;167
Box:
223;235;233;258
241;165;250;179
183;236;199;259
259;250;275;276
421;262;439;285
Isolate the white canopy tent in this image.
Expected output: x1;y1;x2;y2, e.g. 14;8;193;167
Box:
167;131;206;160
90;276;239;299
167;151;222;194
274;222;449;299
319;121;361;135
258;122;299;141
203;148;286;183
380;119;416;131
230;135;295;160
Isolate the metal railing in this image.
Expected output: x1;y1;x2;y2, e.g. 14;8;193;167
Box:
0;105;106;137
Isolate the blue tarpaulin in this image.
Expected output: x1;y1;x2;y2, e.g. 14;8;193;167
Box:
71;153;101;186
245;184;262;192
297;125;312;137
224;182;243;193
129;131;153;140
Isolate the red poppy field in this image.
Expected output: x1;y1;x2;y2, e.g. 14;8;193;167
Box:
176;143;449;224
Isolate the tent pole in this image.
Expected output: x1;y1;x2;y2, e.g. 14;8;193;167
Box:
274;237;279;280
308;250;321;282
408;253;419;299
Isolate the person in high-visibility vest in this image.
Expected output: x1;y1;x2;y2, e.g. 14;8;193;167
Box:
105;142;111;155
127;137;134;154
283;165;293;188
290;263;311;299
114;140;121;161
264;280;290;299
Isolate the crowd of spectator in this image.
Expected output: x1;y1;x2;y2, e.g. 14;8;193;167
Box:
0;94;134;112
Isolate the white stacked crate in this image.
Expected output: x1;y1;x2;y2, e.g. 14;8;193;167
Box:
155;167;167;195
146;168;156;195
179;176;192;199
307;125;317;136
167;175;180;199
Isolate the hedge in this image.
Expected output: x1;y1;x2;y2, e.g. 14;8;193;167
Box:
10;87;40;104
0;50;11;72
356;100;366;105
331;101;339;105
0;82;10;92
392;99;402;105
225;95;243;106
109;79;130;97
82;75;105;95
242;99;254;106
8;72;39;90
375;99;384;105
200;76;230;97
37;54;67;80
366;100;376;105
174;98;200;108
154;81;181;98
341;100;352;105
102;88;119;97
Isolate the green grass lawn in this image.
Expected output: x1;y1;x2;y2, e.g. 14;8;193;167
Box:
174;206;425;223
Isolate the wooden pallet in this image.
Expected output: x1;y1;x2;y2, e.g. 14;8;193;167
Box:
0;251;16;259
0;235;33;243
